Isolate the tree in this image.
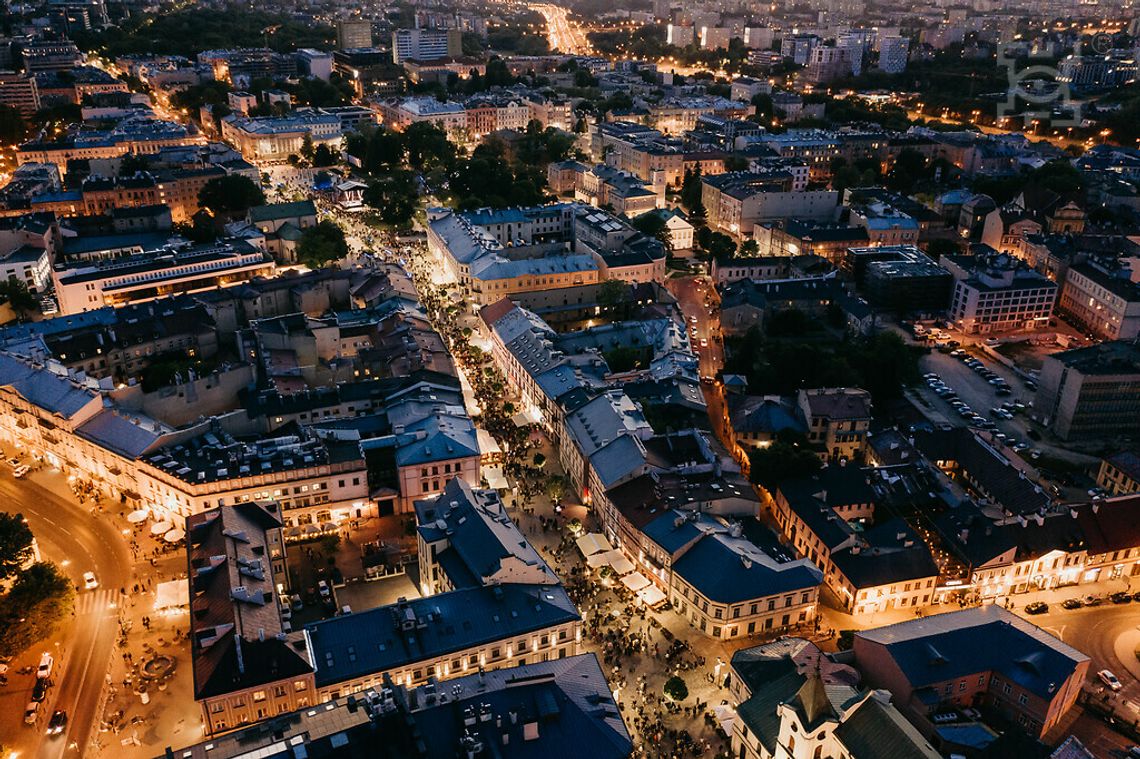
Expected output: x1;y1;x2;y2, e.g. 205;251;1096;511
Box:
0;104;28;144
631;212;672;251
312;143;337;168
118;153;151;175
404;122;455;172
363;128;405;174
738;239;759;257
364;172;418;228
680;165;704;212
0;562;74;658
197;174;265;217
0;513;34;579
597;279;629;308
545;475;569;503
300;133;315;165
0;279;37;316
663;676;689;701
297;220;348;267
748;441;822;491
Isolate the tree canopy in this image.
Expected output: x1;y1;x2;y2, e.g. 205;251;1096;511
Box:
297;220;349;267
0;561;74;658
197;174;265;216
0;513;35;579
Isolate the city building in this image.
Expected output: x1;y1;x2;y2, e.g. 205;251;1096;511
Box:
53;237;275;314
170;655;632;759
391;28;462;64
728;638;941;759
1035;340;1140;441
774;467;939;616
941;250;1058;334
878;35;910;74
797;387;872;463
1097;451;1140;495
701;172;838;238
415;476;558;596
846;245;952;314
220;110;347;165
853;606;1089;740
303;583;582;700
0;72;40;118
1056;257;1140;341
187;502;316;735
753;219;869;265
336;20;373;50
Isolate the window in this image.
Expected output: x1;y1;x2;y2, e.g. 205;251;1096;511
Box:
253;690;266;702
1018;693;1028;705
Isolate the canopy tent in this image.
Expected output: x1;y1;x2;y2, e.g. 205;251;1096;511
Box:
620;571;651;592
586;552;610;570
153;580;189;610
163;528;185;543
482;465;509;491
605;550;635;576
127;509;149;524
713;704;736;737
150;521;173;536
636;585;668;608
575;533;613;558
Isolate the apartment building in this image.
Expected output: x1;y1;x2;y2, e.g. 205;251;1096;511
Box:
1035;340;1140;441
415;476;557;596
1097;451;1140;495
188;502;317;735
304;584;582;701
853;606;1088;739
31;166;226;223
797;387;872;462
17;116;206;174
774;467;939;617
702;172;838;238
1056;257;1140;340
0;72;40;118
753;218;868;265
391;28;462;63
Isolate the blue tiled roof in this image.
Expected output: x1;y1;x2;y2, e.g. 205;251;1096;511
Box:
673;532;822;604
305;584;580;688
855;606;1089;701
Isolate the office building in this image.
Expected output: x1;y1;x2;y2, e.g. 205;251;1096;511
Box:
0;72;40;118
336;20;373;50
391;28;462;64
1036;340;1140;441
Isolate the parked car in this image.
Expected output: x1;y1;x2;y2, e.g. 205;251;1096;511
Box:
1025;601;1048;614
1099;669;1123;691
13;465;30;479
1061;598;1083;609
36;652;53;680
1111;592;1133;604
317;580;331;599
6;457;19;468
83;571;98;590
32;678;48;702
24;702;39;725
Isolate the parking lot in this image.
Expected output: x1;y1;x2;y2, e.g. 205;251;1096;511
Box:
918;347;1035;451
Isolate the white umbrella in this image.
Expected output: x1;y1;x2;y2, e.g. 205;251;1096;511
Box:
150;521;173;536
127;509;149;524
163;529;185;543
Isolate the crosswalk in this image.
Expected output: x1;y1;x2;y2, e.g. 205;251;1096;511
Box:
74;589;116;616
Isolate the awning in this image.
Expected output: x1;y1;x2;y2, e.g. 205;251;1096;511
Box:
127;509;149;524
150;521;173;536
621;572;651;592
712;704;736;736
153;580;189;609
476;428;502;456
510;408;540;427
163;528;185;543
637;585;668;608
575;533;613;558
